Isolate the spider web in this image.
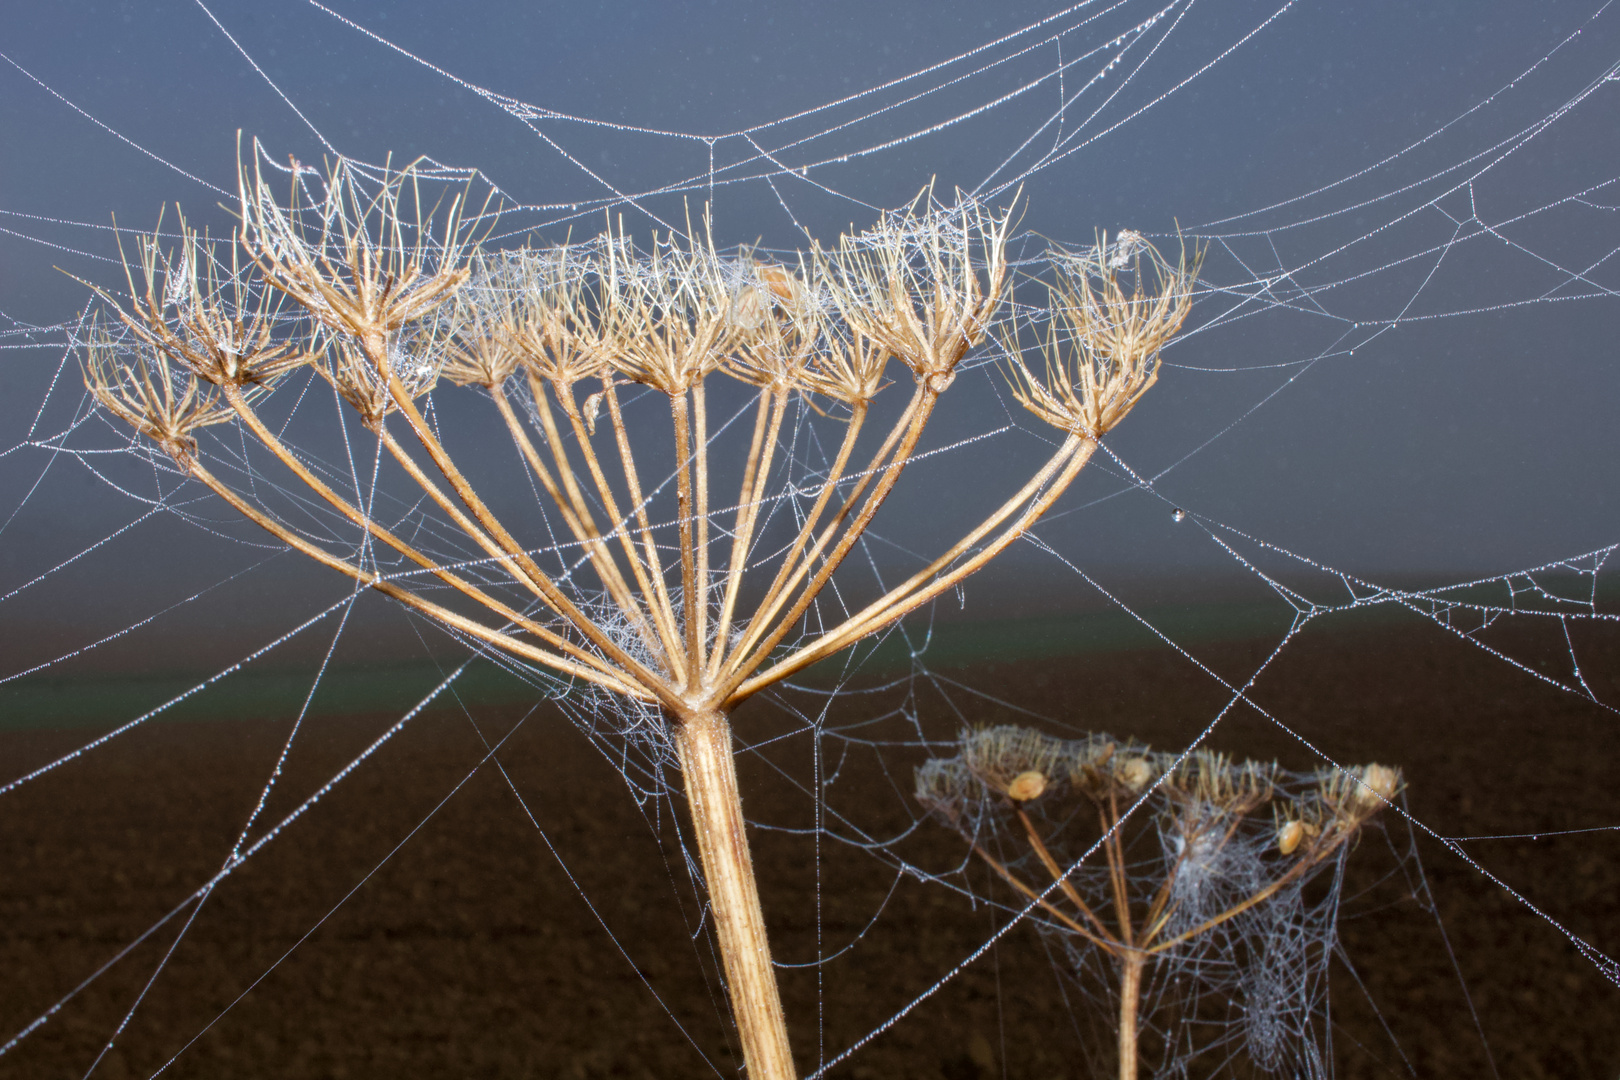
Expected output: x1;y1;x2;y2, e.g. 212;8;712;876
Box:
2;1;1618;1077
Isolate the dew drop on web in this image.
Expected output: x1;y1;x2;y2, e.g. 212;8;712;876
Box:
1172;508;1187;523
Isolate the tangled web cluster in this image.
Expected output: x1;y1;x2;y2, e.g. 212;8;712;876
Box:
918;725;1400;1079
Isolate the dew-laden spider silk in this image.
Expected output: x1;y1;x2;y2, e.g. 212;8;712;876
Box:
917;725;1401;1080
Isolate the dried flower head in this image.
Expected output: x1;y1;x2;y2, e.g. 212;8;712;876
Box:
823;186;1015;391
917;725;1406;1080
71;208;318;392
81;323;234;459
237;147;481;346
595;208;740;395
1006;231;1200;439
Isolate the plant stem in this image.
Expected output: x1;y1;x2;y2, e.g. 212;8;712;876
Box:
1118;952;1144;1080
674;709;794;1080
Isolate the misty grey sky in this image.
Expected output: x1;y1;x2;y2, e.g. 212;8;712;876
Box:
2;0;1617;671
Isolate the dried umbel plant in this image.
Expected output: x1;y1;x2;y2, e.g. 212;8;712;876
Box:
76;140;1198;1079
918;726;1402;1080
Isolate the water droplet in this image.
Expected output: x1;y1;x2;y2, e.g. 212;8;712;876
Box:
1172;508;1187;523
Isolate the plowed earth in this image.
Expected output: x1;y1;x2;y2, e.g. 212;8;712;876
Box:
3;616;1616;1079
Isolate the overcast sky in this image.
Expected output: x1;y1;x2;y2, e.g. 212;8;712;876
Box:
2;0;1617;672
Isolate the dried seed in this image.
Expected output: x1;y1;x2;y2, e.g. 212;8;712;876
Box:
758;263;798;301
1006;770;1047;802
1117;757;1153;792
1353;764;1399;810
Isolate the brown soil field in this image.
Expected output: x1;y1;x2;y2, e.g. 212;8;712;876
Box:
2;614;1617;1079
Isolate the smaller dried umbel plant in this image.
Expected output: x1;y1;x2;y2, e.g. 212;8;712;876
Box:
74;142;1197;1078
917;726;1402;1080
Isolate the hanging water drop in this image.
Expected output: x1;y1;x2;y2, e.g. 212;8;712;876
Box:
1172;508;1187;523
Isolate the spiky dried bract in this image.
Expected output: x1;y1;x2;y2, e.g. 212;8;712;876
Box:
1162;748;1275;816
807;321;893;406
324;329;448;426
487;245;608;390
78;209;317;394
595;210;740;396
824;186;1015;391
434;255;528;390
81;323;234;458
238;146;479;345
1007;231;1199;438
723;256;894;406
917;725;1402;1080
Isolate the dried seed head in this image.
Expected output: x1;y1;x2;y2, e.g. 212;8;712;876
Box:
81;325;234;459
238;145;479;342
1004;231;1200;439
823;186;1014;389
1006;770;1047;802
595;207;740;395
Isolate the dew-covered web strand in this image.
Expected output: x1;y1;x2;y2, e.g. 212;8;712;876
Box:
1188;512;1620;704
1193;0;1620;234
0;338;100;538
0;657;483;1061
189;0;336;156
0;597;354;800
140;711;520;1078
1184;69;1620;310
77;585;367;1080
222;0;1237;233
460;711;730;1078
0;52;231;197
1027;534;1620;981
0;550;285;687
